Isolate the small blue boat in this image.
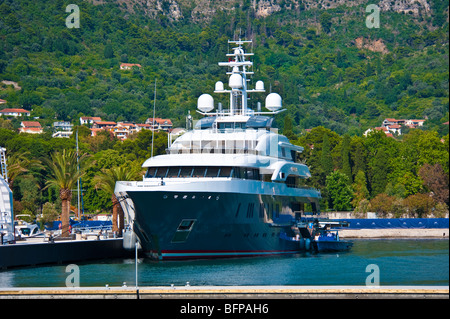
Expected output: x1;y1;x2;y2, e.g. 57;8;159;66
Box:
313;226;353;252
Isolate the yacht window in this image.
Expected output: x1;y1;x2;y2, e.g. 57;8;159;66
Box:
286;175;299;188
232;167;241;178
246;168;260;180
205;167;219;177
219;167;232;177
155;167;168;178
192;167;207;178
177;219;195;231
179;167;193;178
145;167;157;178
167;167;180;178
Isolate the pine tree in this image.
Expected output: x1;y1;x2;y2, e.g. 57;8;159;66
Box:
326;171;353;211
370;148;389;196
341;134;352;183
352;170;369;208
104;43;114;59
352;142;366;178
321;133;333;176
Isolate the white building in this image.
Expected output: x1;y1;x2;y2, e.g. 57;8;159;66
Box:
0;108;30;117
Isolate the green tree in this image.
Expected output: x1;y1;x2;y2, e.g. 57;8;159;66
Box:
40;202;60;230
419;163;449;207
45;150;88;237
351;141;366;178
340;134;352;183
320;133;333;176
403;193;436;218
104;43;114;59
319;12;332;34
370;148;389;197
6;150;42;189
93;165;140;235
326;171;353;211
283;115;296;140
352;170;369;208
369;193;395;218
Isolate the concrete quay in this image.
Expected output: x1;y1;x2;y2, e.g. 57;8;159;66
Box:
0;238;131;269
0;285;448;299
338;228;448;238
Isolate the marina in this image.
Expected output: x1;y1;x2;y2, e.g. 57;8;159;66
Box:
1;239;448;289
0;37;448;301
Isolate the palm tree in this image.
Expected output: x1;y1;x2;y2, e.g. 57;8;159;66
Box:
93;165;140;236
6;150;43;189
45;149;87;238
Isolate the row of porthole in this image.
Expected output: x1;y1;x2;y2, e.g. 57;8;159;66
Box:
163;194;220;200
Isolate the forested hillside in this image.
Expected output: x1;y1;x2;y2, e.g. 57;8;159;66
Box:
1;0;448;132
0;0;448;219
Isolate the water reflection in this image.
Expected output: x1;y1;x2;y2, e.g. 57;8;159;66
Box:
1;239;448;288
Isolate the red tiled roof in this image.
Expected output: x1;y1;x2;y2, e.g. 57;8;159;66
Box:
94;121;116;125
0;108;30;113
147;118;173;125
21;121;41;127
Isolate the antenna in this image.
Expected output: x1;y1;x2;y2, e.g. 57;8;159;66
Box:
151;79;157;158
76;129;80;220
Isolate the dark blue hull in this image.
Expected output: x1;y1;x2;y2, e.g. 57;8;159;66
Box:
127;190;319;260
315;240;353;252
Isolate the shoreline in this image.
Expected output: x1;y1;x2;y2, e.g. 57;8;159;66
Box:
338;228;449;239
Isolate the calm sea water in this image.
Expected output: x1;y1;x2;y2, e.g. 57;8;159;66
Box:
1;239;448;288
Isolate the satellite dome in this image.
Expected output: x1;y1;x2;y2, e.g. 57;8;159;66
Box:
215;81;224;91
255;81;264;91
265;93;282;112
197;94;214;113
229;74;243;89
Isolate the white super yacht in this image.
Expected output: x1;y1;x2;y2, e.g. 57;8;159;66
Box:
115;39;321;260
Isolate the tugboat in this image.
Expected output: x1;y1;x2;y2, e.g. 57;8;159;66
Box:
115;39;324;260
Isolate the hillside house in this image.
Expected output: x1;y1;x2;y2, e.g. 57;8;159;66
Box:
0;108;30;117
52;121;73;138
19;121;43;134
120;63;142;70
145;118;173;132
92;121;116;129
80;116;102;125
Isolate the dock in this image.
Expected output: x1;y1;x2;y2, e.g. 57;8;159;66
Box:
0;238;131;269
0;285;447;299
